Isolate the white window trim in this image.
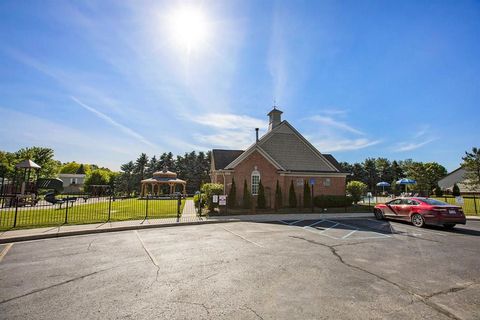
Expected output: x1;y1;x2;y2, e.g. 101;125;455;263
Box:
251;170;260;195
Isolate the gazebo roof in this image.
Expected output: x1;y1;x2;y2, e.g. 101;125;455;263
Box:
141;177;186;184
15;159;41;169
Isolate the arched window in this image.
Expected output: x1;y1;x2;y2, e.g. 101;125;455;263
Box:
251;169;260;195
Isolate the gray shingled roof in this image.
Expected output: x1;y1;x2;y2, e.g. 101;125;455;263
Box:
438;167;480;193
212;149;244;170
257;122;337;172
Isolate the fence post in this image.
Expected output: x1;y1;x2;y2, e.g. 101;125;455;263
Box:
145;195;149;220
473;194;478;215
198;191;202;216
107;193;112;222
13;197;18;228
64;196;69;224
177;193;181;222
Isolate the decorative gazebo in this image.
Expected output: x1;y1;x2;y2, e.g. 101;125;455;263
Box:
140;167;186;197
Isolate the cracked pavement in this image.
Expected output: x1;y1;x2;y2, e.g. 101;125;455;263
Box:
0;218;479;319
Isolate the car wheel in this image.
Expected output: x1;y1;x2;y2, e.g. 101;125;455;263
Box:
374;209;384;220
411;214;425;228
443;224;456;229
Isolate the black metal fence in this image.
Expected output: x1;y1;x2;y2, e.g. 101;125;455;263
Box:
0;193;190;230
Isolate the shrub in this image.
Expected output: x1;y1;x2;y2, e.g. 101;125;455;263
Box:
434;184;444;197
257;180;266;209
347;181;367;204
452;183;461;196
303;180;311;208
193;193;207;209
314;195;353;208
201;183;224;212
228;178;236;208
274;180;282;209
288;180;297;208
242;179;252;209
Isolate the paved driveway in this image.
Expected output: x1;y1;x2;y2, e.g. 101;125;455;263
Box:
1;218;479;319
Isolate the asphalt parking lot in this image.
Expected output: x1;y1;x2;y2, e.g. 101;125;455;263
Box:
1;218;479;320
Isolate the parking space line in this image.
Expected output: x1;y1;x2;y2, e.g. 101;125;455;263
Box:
304;226;340;239
288;219;304;225
0;243;13;263
220;226;265;248
318;223;340;233
306;220;325;227
341;229;358;239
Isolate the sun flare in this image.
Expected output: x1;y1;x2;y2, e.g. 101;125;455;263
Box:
168;6;209;51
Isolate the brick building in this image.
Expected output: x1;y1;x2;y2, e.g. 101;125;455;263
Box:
210;107;348;207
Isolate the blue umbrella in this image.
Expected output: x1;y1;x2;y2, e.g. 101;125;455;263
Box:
376;181;391;193
396;178;416;193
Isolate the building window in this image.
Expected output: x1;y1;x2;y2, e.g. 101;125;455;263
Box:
70;178;77;185
251;170;260;195
323;178;331;187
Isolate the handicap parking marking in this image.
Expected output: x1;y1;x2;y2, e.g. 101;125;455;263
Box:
275;218;394;240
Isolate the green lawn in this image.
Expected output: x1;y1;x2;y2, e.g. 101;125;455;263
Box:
431;197;480;216
0;198;186;230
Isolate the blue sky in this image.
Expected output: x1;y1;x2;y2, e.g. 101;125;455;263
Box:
1;0;479;171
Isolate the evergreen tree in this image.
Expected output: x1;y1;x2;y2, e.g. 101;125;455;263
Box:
452;183;461;196
461;147;480;191
288;180;297;208
76;164;86;174
228;178;236;208
434;184;444;197
242;179;251;209
257;180;266;209
303;180;311;208
274;180;282;210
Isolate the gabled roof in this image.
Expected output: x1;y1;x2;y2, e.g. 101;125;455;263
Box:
211;149;244;170
224;121;339;173
322;154;344;172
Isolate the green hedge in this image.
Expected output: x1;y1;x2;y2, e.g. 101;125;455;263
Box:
314;195;353;208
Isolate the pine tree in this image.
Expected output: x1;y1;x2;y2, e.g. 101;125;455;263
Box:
76;164;86;174
288;180;297;208
274;180;282;210
228;178;236;208
434;183;444;197
242;179;251;209
303;180;311;208
452;183;461;197
257;180;266;209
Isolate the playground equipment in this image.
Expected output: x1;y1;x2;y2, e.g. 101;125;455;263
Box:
0;159;67;208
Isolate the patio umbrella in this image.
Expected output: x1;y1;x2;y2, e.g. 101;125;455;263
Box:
376;181;391;193
396;178;416;193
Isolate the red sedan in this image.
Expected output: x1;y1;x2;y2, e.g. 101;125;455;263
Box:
374;197;466;229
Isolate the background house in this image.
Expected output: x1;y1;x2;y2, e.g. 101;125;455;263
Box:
438;167;480;195
58;173;86;193
211;107;348;207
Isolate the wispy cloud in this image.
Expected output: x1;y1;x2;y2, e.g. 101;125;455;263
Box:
395;138;437;152
189;113;266;130
312;138;382;152
71;96;157;148
309;115;364;135
189;113;267;149
393;125;437;152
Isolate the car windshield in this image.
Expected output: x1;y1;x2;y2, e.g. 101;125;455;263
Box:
419;198;449;206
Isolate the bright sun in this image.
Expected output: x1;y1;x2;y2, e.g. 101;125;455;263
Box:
168;6;209;51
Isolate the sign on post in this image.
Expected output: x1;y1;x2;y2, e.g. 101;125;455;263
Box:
212;195;218;203
455;196;464;205
309;178;315;186
219;195;227;206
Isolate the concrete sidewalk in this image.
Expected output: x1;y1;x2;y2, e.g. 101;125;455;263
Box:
0;212;374;243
